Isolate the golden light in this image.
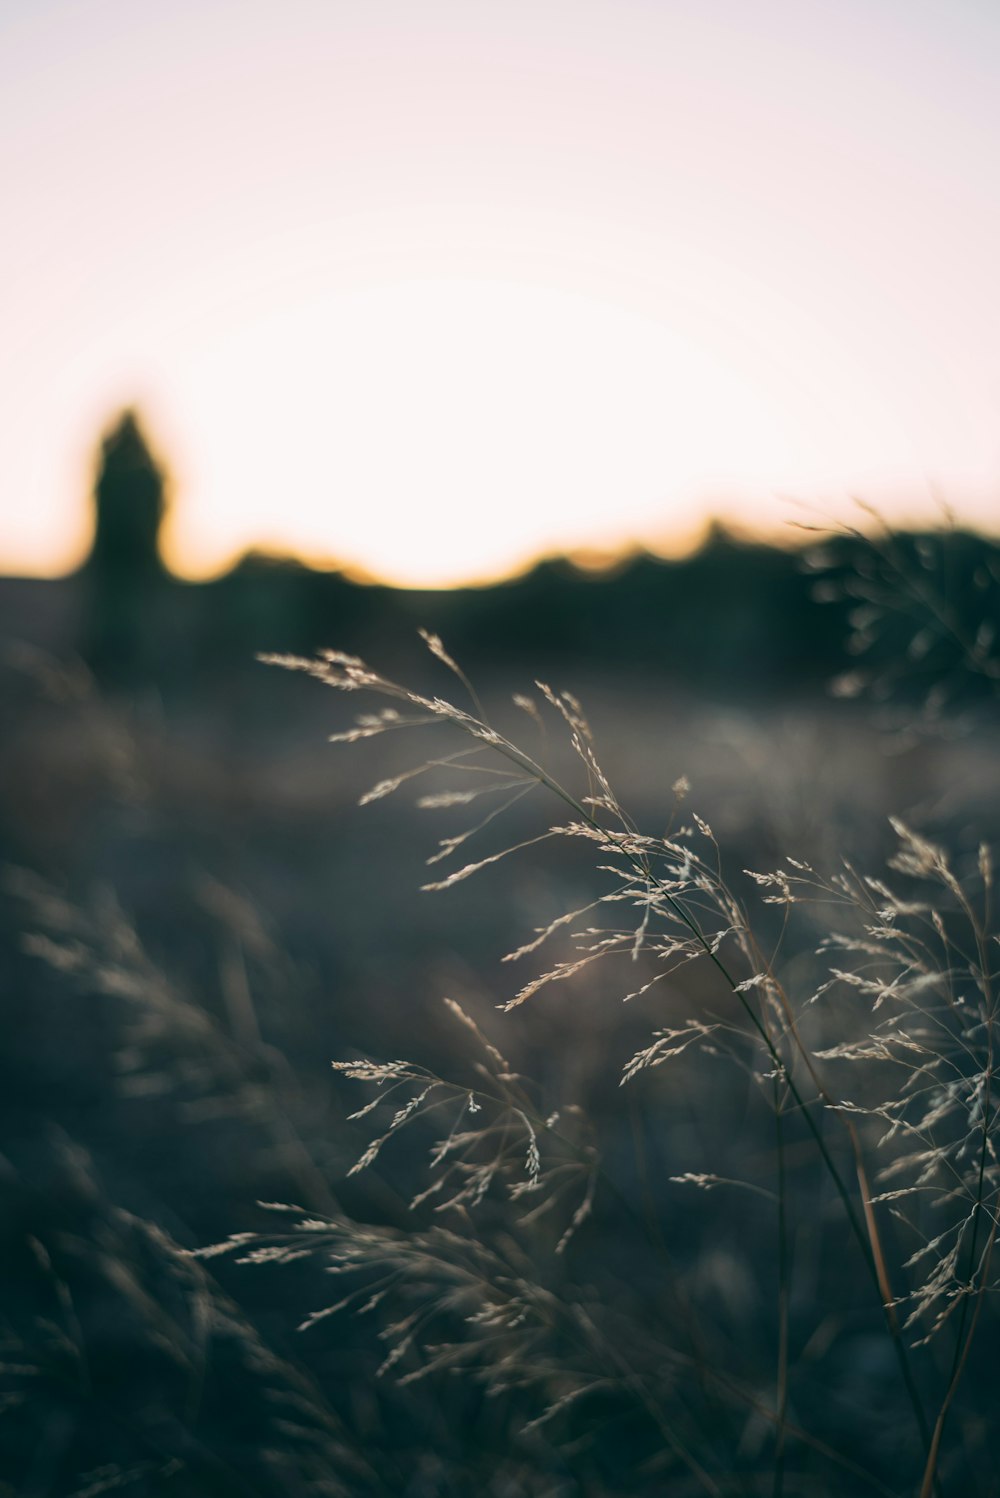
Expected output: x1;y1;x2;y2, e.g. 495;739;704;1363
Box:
2;3;998;582
158;276;913;587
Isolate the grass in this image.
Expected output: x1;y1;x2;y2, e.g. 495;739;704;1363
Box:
7;521;999;1496
201;534;995;1493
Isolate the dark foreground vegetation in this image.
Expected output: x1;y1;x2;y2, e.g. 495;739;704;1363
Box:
1;423;999;1496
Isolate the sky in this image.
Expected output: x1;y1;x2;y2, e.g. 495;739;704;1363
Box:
2;0;999;586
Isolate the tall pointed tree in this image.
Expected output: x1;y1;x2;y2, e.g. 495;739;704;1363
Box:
84;410;169;681
88;409;167;582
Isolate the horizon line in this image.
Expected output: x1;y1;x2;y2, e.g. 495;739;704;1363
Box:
3;511;997;594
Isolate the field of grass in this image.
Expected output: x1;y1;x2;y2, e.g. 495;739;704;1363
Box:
1;528;998;1496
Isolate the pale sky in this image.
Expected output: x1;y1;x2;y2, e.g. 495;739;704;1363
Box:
2;0;999;585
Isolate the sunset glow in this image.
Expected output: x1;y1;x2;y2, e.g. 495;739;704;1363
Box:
3;1;999;585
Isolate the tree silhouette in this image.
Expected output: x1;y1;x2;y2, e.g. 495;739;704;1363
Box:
83;410;168;681
89;410;166;580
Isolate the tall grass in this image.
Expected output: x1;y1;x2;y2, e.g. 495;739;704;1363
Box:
9;522;998;1495
203;534;1000;1497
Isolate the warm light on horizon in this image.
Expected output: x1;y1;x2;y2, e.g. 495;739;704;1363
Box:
2;1;999;586
152;276;961;590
